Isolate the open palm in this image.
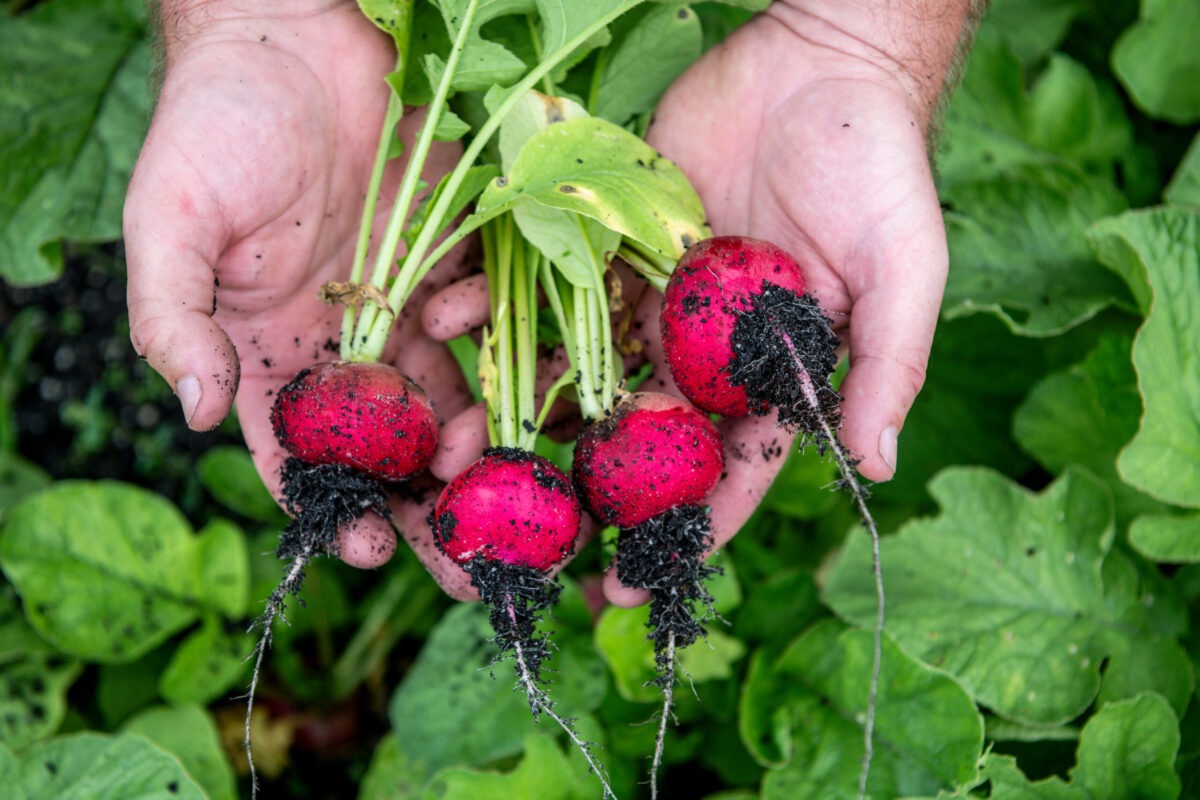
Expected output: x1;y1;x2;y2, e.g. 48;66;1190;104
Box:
124;4;479;594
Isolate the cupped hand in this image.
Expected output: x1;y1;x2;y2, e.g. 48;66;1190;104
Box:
124;2;485;598
601;4;952;605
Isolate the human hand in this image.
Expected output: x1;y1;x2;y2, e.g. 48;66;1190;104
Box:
123;0;485;598
601;0;970;604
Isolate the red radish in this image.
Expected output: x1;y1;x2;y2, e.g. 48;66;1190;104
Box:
569;391;724;800
244;361;439;798
431;447;580;570
572;392;723;528
659;235;887;800
271;361;438;482
660;235;840;431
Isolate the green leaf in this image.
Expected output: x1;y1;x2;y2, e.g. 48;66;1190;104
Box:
983;0;1086;64
984;694;1181;799
498;91;590;172
0;0;152;286
196;446;286;525
433;107;471;141
590;4;701;126
358;0;416;45
1112;0;1200;124
1013;332;1168;523
424;733;597;799
739;620;983;798
158;615;253;706
0;453;49;524
123;705;236;800
388;602;606;778
1165;132;1200;211
431;0;533;93
360;733;427;799
0;731;205;799
824;467;1193;725
942;164;1130;336
0;481;246;662
478;116;708;261
1024;54;1133;167
1130;514;1200;564
0;585;81;749
1089;208;1200;508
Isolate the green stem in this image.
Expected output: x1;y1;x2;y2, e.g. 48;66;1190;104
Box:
350;0;483;359
514;240;539;451
358;0;644;361
527;14;556;96
616;243;669;292
341;53;406;361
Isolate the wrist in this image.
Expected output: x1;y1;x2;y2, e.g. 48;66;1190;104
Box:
766;0;979;129
153;0;352;60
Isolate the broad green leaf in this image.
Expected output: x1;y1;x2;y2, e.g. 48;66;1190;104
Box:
1112;0;1200;124
433;107;471;141
594;603;746;702
740;620;983;798
0;0;152;286
123;705;236;800
388;602;606;779
1013;332;1168;523
1165;132;1200;210
984;0;1086;64
96;644;173;729
824;467;1192;725
1089;208;1200;508
424;733;597;799
534;0;626;57
1024;55;1133;167
984;693;1181;799
0;635;80;750
590;5;702;126
1130;514;1200;564
498;91;590;172
360;733;427;799
1;731;205;799
494;91;620;287
0;481;244;662
734;568;823;653
478;116;708;261
0;454;49;524
942;165;1130;336
196;446;286;525
158;615;253;706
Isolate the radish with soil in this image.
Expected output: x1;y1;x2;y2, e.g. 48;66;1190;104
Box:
658;235;885;798
428;215;616;798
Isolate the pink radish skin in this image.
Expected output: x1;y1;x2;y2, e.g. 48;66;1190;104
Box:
432;449;580;571
573;392;724;529
661;236;807;416
271;362;438;482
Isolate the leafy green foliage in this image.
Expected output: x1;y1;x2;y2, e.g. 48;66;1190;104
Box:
825;468;1193;724
4;0;1200;797
1112;0;1200;124
0;0;151;286
1089;208;1200;509
741;620;983;798
0;731;206;799
0;482;249;662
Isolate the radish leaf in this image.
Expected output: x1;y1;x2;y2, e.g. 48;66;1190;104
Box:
1112;0;1200;124
122;705;236;800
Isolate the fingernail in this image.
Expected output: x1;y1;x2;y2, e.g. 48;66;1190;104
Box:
177;374;201;425
879;426;898;477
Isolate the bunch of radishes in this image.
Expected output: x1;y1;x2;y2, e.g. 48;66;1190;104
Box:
239;2;884;793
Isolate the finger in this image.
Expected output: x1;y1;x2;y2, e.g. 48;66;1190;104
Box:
837;202;947;482
335;512;397;568
125;183;240;431
389;479;480;602
421;274;490;341
602;409;794;607
429;403;489;483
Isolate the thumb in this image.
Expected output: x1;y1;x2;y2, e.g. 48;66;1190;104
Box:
124;165;240;431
